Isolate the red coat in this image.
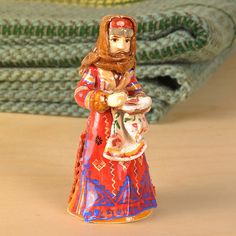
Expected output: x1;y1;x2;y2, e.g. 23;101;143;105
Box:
68;66;157;222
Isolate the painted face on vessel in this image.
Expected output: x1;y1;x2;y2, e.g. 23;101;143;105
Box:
108;17;134;55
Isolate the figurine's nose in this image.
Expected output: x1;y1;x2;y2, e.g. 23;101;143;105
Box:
116;38;126;50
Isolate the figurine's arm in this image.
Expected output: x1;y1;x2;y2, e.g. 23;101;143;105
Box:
74;67;109;113
126;70;145;97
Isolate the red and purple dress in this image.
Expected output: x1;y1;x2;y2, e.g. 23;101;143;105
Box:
67;66;157;222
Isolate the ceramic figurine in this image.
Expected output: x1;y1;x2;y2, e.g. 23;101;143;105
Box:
67;15;157;223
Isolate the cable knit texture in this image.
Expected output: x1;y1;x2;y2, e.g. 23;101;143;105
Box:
0;0;235;122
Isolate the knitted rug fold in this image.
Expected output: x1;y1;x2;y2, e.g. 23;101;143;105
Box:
0;0;235;122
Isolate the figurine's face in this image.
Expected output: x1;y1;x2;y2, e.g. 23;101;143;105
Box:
109;34;131;54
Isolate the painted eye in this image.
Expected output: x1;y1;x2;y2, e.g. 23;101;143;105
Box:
112;38;117;42
125;39;130;43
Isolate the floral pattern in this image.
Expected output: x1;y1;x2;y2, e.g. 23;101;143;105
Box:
95;135;103;145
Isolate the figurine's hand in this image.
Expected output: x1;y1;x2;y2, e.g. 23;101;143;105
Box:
107;92;128;108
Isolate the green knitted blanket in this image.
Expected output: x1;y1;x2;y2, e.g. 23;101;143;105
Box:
0;0;235;122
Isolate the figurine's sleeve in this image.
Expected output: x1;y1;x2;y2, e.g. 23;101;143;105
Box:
74;67;109;112
126;70;145;97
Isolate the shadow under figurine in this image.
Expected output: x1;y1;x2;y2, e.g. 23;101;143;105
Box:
67;15;157;223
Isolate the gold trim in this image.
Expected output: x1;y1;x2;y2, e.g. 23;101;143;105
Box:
67;208;153;224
